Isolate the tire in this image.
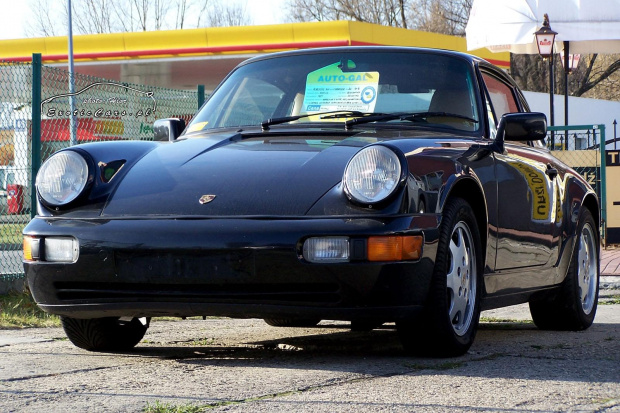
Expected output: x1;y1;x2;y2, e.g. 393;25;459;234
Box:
397;197;482;357
61;316;150;351
263;318;321;327
529;208;599;330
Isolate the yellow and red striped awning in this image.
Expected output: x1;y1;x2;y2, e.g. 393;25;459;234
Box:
0;21;510;69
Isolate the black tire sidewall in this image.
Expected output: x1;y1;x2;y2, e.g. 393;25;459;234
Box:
566;208;600;328
429;197;483;350
61;316;148;351
398;197;483;357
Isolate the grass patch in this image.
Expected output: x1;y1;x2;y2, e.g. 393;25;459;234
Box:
599;296;620;305
144;401;208;413
0;223;25;244
480;317;532;324
186;337;216;346
145;390;304;412
0;291;60;328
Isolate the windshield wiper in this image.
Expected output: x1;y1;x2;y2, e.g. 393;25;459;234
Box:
261;111;377;130
344;111;479;129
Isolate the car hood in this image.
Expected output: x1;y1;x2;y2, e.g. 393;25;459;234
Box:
102;132;367;216
102;128;470;216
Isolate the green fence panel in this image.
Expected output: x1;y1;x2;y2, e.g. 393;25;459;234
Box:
547;124;606;242
1;58;200;289
0;59;34;286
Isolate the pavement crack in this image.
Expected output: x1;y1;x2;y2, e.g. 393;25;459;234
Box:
150;370;413;410
156;354;511;409
2;365;119;382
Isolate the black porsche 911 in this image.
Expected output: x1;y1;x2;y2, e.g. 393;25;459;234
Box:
24;47;600;357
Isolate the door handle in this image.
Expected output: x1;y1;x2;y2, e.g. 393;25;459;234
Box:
546;164;558;179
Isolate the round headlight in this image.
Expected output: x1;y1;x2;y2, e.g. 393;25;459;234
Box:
343;145;402;205
36;151;89;206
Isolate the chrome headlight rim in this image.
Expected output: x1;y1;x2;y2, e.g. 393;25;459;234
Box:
36;149;93;209
343;144;406;207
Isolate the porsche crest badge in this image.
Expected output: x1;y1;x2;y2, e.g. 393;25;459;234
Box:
199;195;216;204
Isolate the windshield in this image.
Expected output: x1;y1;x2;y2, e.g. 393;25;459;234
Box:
186;50;481;133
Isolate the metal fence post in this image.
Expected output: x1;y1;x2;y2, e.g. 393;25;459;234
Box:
600;124;607;243
31;53;42;220
198;85;205;109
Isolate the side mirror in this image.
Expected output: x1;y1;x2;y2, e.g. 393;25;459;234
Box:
497;112;547;141
153;118;186;142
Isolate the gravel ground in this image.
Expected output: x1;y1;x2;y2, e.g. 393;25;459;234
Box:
0;289;619;412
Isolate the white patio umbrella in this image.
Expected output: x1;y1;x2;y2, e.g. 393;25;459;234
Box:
466;0;620;134
466;0;620;54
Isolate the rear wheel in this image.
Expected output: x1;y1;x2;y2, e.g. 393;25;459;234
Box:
263;318;321;327
397;197;482;357
529;208;599;330
61;316;149;351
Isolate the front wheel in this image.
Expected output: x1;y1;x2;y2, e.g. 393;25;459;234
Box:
61;316;150;351
529;208;599;330
397;197;482;357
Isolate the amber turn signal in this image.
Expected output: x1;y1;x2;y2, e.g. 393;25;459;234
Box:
367;235;423;262
23;236;35;261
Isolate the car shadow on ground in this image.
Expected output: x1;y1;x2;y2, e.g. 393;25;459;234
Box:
127;321;620;385
127;320;619;367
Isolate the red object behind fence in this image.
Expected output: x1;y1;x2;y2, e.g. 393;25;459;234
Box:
7;184;24;214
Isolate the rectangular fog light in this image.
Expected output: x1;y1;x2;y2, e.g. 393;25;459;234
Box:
303;237;349;263
45;237;79;263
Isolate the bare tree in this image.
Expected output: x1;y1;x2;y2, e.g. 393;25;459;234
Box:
175;0;206;29
572;54;620;100
510;53;620;100
27;0;250;36
208;2;251;27
408;0;471;35
285;0;408;27
71;0;115;34
285;0;470;32
26;0;62;37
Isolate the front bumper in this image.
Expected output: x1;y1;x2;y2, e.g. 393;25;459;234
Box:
24;215;439;320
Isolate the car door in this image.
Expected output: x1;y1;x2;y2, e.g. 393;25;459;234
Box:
481;70;560;282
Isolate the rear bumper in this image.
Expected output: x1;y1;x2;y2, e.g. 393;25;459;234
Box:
24;215;440;320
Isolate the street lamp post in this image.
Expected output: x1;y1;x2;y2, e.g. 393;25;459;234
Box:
535;14;557;149
561;44;581;148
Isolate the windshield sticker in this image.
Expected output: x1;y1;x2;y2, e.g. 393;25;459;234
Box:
301;63;380;118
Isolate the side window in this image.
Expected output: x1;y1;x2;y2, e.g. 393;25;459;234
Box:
481;73;519;120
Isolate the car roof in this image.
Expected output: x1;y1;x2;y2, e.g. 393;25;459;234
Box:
237;46;485;67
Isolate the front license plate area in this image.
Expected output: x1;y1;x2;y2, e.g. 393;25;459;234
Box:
115;250;254;282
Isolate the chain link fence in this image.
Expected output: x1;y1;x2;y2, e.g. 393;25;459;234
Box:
1;56;204;291
0;61;32;289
